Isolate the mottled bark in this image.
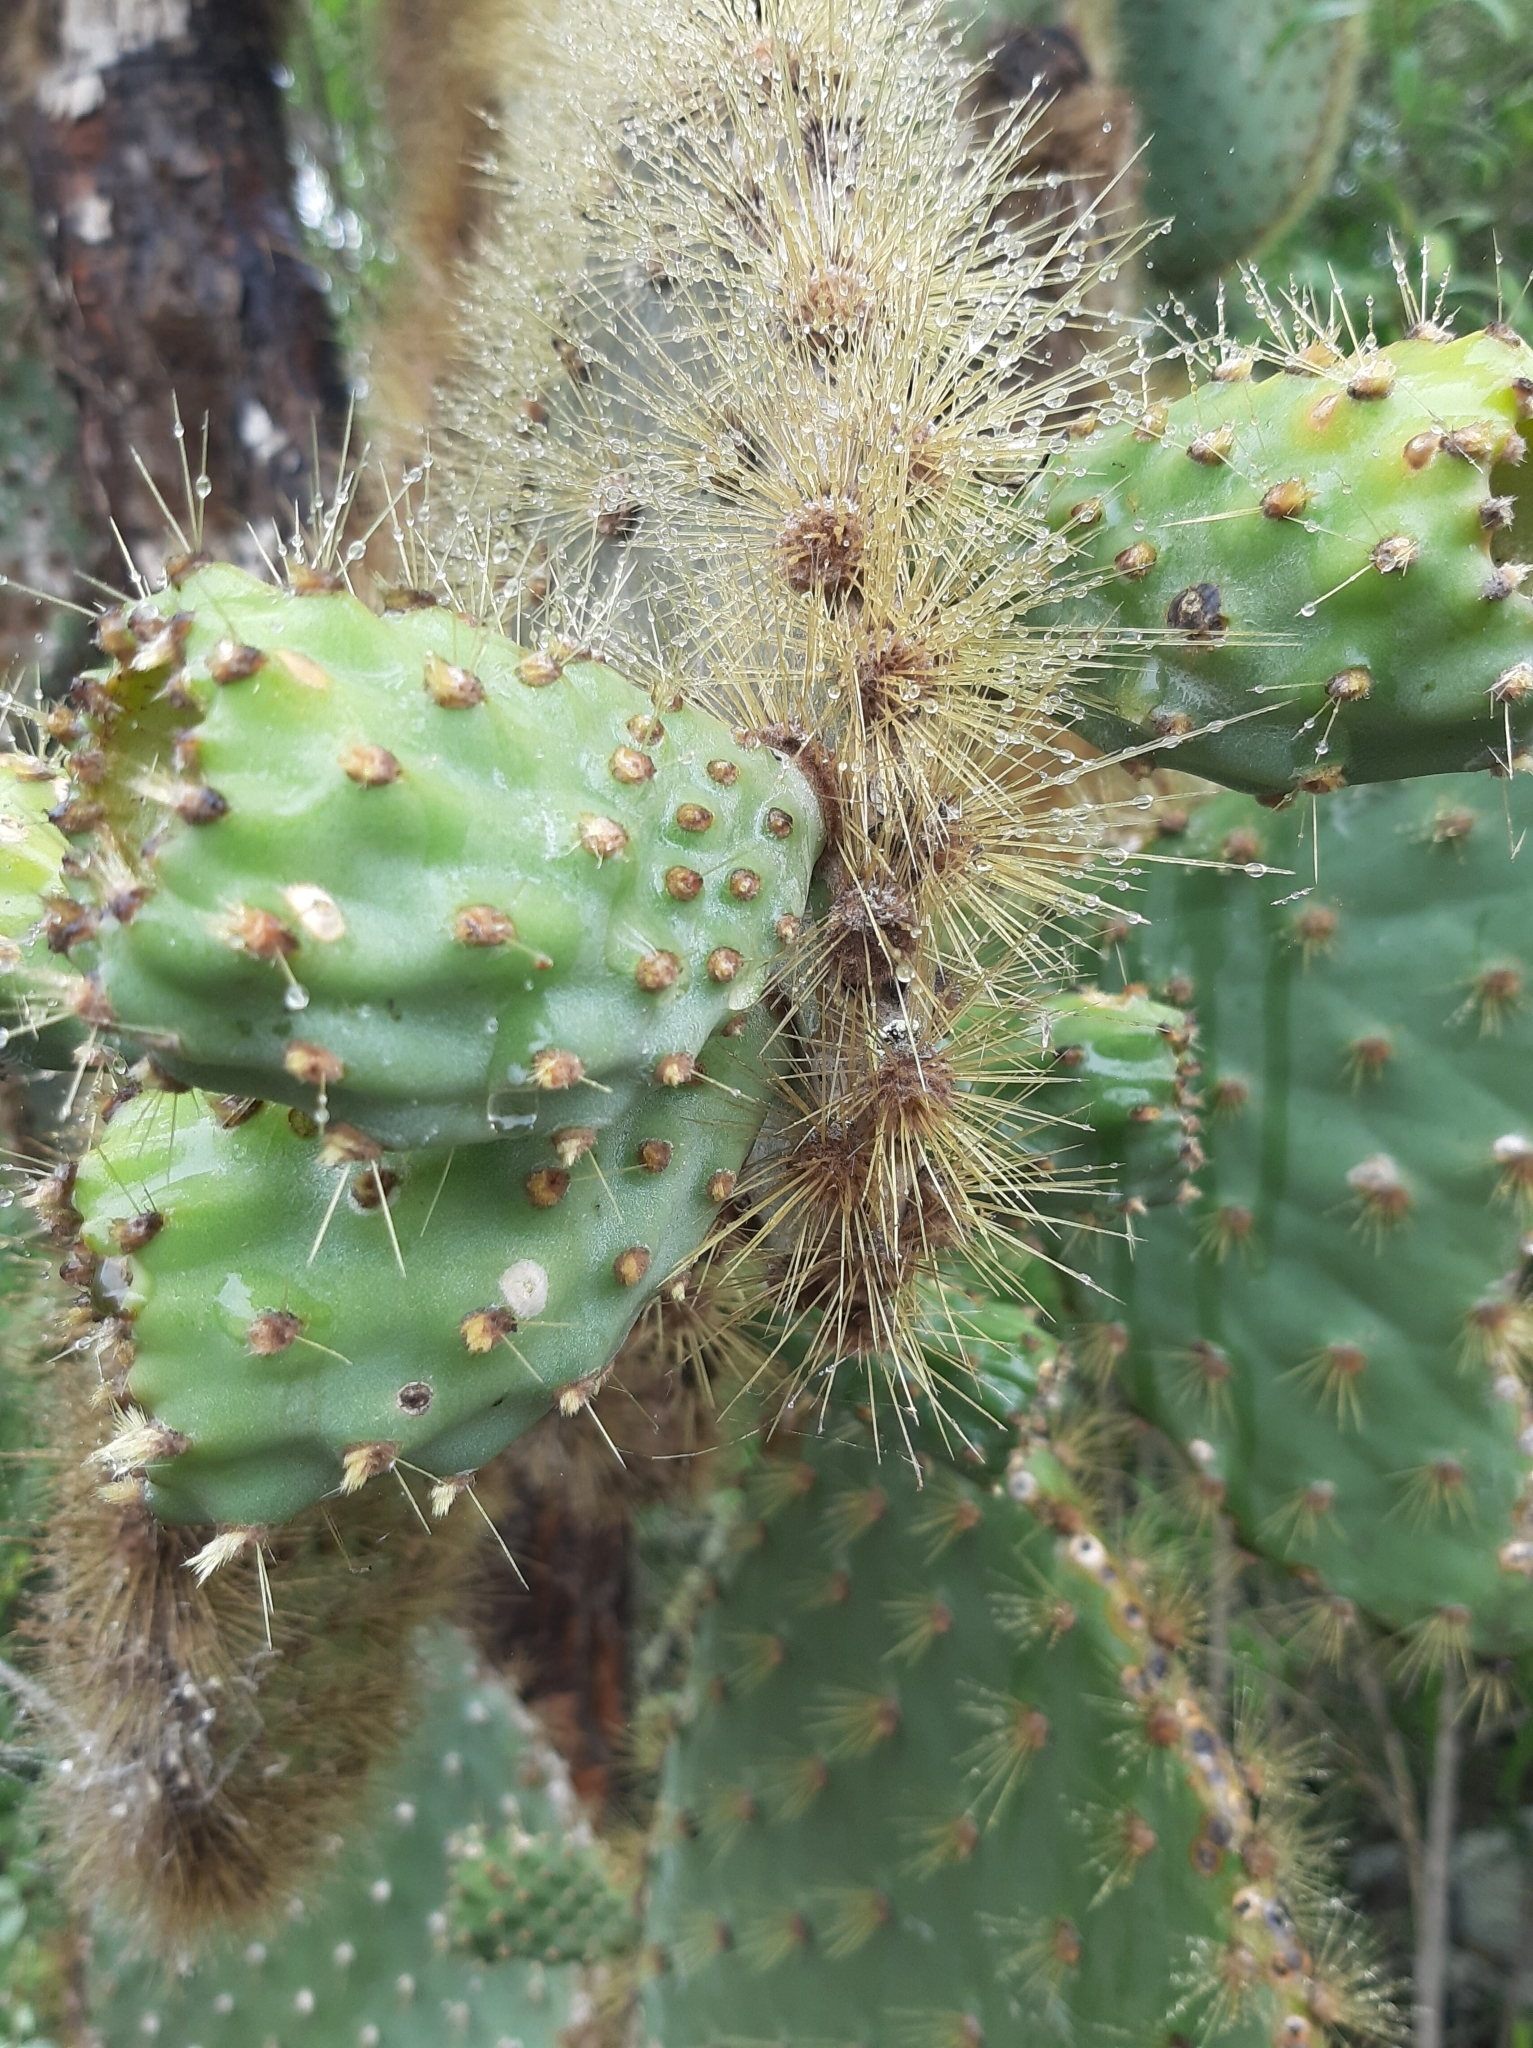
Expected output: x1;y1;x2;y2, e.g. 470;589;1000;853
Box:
17;0;346;585
0;90;84;682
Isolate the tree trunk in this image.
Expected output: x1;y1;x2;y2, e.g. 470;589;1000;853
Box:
15;0;346;588
0;68;84;682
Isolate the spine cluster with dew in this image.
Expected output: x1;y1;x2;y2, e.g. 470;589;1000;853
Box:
430;0;1154;1425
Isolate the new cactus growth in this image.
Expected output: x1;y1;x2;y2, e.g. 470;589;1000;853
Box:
93;1630;593;2048
1095;775;1533;1653
1036;986;1201;1208
44;563;820;1147
450;1829;637;1968
643;1421;1384;2045
72;1004;777;1528
1048;327;1533;794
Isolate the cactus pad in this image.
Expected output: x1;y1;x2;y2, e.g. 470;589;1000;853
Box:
73;1006;776;1528
1098;775;1533;1651
1106;0;1365;289
90;1631;591;2048
50;563;820;1146
1035;986;1200;1208
1048;329;1533;794
643;1425;1365;2046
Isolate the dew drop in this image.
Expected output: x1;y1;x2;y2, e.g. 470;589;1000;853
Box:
283;981;310;1012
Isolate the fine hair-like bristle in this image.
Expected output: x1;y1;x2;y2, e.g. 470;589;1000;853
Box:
426;0;1146;1414
33;1367;481;1952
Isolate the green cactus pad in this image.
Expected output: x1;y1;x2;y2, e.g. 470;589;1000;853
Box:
0;755;84;1066
450;1829;637;1968
90;1630;591;2048
73;1006;776;1528
1097;775;1533;1651
1047;329;1533;794
1104;0;1365;289
1035;986;1200;1208
643;1426;1360;2046
894;1262;1059;1481
50;563;820;1147
770;1248;1062;1485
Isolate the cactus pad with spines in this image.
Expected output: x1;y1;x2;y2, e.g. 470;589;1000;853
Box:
894;1259;1059;1481
643;1424;1362;2046
1102;0;1365;289
50;563;820;1146
1048;328;1533;795
1098;775;1533;1651
90;1631;590;2048
73;1006;776;1528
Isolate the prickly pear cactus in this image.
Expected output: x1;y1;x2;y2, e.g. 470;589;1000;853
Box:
1091;0;1365;290
47;563;820;1147
1096;774;1533;1653
90;1631;592;2048
1048;327;1533;795
72;1003;777;1527
643;1424;1377;2045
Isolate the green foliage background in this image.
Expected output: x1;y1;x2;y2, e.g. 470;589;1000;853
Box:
1264;0;1533;337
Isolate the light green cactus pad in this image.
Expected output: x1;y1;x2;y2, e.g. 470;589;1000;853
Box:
48;563;820;1147
74;1004;775;1528
1047;329;1533;795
